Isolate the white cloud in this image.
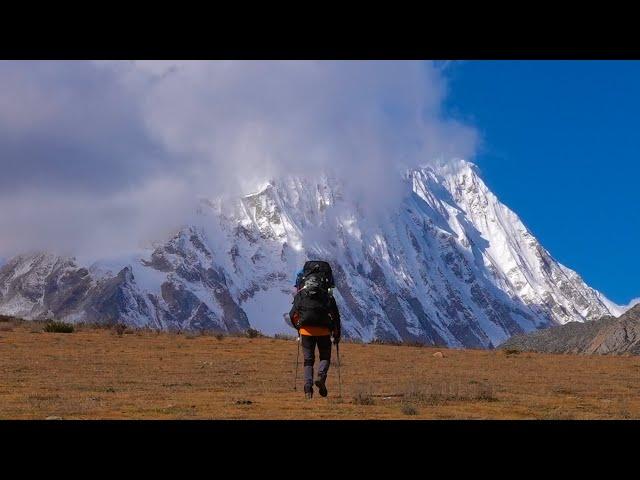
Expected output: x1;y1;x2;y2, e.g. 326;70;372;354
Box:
0;60;477;259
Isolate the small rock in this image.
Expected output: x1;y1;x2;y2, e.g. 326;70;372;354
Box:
45;416;63;420
432;351;444;358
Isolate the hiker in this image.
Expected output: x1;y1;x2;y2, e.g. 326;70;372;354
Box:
289;261;341;399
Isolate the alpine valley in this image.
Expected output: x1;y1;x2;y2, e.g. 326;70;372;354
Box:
0;161;628;348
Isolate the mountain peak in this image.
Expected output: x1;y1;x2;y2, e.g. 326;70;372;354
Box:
0;161;627;347
429;158;480;178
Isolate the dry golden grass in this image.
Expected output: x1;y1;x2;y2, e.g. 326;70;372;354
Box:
1;322;639;419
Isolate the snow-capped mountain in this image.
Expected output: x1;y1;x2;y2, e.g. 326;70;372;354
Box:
0;161;627;347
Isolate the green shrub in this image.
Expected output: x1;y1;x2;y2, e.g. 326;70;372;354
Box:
245;328;263;339
44;321;74;333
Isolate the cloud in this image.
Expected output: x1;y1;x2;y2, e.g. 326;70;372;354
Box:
0;177;198;260
0;60;477;259
0;61;171;195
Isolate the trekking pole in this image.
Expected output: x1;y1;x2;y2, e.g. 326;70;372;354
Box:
335;341;342;398
293;334;300;391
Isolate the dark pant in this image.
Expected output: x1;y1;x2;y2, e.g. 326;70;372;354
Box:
301;335;332;390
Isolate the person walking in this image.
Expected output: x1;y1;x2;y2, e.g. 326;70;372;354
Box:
289;261;341;399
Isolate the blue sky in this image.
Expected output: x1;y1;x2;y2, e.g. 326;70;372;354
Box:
443;60;640;305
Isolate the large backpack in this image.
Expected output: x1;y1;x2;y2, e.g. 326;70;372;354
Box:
292;261;335;328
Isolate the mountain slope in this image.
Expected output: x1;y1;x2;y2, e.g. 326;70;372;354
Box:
0;161;626;347
499;304;640;354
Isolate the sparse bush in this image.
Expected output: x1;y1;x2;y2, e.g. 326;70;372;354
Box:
503;348;521;356
114;323;127;336
0;315;28;329
43;321;74;333
77;321;110;331
369;338;402;346
368;338;427;347
274;333;296;341
404;341;426;348
353;390;375;405
402;380;497;405
551;386;574;395
215;333;225;341
245;328;263;339
401;403;419;416
403;383;429;403
475;382;497;402
133;326;154;336
618;400;632;419
28;393;61;403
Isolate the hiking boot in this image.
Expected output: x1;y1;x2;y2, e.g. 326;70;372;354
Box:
315;378;328;397
304;384;313;399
